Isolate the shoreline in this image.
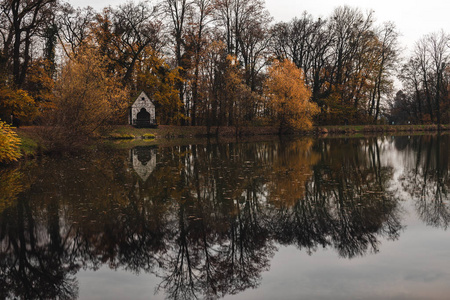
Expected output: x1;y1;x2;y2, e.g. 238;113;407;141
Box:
13;124;450;159
106;124;450;139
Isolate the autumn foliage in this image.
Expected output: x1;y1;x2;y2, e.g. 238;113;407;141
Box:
39;46;129;150
0;84;37;124
136;48;185;125
265;59;319;132
0;121;21;164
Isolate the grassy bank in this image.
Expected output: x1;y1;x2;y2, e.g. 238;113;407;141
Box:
318;124;450;134
108;124;450;139
107;125;280;139
14;127;40;158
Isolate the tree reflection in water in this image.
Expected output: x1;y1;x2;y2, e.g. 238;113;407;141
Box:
1;135;448;299
270;137;402;258
397;135;450;228
0;165;79;300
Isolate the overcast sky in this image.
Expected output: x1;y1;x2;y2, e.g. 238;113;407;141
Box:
70;0;449;56
267;0;450;54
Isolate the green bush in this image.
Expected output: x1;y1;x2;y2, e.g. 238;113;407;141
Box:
0;121;21;163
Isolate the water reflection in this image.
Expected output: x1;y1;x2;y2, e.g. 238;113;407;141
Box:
0;135;449;299
397;135;450;228
131;146;157;182
276;138;402;258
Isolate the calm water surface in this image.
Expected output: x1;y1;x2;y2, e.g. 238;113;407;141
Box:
1;135;450;299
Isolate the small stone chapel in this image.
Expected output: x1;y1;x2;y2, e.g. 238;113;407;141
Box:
129;91;157;128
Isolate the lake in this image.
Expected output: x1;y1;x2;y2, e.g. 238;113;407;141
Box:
1;135;450;299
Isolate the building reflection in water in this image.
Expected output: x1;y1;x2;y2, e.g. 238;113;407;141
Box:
130;146;157;182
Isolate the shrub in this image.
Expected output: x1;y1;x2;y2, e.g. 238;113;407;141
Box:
142;133;155;139
0;121;21;163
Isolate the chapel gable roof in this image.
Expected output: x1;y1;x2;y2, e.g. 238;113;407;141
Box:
131;91;154;108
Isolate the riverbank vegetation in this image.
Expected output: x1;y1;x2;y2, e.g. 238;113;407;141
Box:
1;0;450;157
0;121;21;164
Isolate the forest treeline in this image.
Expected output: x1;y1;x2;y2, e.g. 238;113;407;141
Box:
1;0;450;136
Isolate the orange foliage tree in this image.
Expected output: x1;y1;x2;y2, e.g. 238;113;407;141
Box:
40;46;129;150
265;59;318;133
24;59;56;114
136;48;185;125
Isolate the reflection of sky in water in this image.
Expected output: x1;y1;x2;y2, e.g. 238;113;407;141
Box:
226;211;450;300
235;238;450;300
79;223;450;300
79;267;161;300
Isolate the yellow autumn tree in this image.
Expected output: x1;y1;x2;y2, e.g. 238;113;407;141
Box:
265;59;319;132
0;120;21;163
25;59;56;114
136;48;185;125
40;45;129;150
0;84;37;124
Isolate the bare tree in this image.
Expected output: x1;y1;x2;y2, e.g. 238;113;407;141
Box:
185;0;213;125
369;22;399;122
104;1;162;87
0;0;57;87
427;31;450;127
400;31;450;125
56;3;96;57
